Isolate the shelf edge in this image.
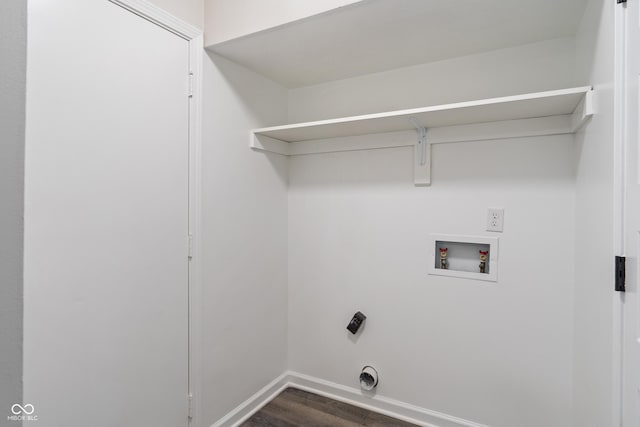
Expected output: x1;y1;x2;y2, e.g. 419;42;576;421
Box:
252;86;593;136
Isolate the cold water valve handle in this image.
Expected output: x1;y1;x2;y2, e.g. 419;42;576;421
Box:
347;311;366;334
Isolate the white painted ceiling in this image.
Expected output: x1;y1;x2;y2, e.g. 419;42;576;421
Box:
208;0;588;88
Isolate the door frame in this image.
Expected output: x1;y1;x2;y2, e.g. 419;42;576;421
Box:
107;1;203;425
614;0;632;425
614;0;624;424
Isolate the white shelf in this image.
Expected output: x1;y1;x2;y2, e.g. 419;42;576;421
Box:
251;86;594;185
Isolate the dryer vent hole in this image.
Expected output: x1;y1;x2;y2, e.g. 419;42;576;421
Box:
359;366;378;391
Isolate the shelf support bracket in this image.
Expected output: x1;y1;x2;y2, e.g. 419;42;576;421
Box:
571;88;594;132
409;118;431;186
251;133;291;155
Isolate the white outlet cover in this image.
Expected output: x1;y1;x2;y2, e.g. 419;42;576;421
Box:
487;208;504;232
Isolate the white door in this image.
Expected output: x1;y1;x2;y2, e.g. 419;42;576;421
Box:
622;0;640;424
23;1;190;426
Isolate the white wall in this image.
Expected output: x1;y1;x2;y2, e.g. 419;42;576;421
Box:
288;37;577;122
148;0;204;29
572;0;616;426
204;0;363;46
200;52;289;425
0;0;26;414
287;38;578;427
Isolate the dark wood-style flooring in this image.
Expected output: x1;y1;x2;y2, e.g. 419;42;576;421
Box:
241;388;418;427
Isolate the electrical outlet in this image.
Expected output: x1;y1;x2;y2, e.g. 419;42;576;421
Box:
486;208;504;232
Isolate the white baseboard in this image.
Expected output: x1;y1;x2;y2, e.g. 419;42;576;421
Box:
286;372;487;427
211;371;487;427
210;373;290;427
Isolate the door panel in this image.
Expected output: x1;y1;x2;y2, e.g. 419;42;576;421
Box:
24;1;190;426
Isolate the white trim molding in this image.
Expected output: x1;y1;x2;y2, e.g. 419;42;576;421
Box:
187;32;204;427
106;1;204;426
108;0;200;40
210;371;488;427
612;2;626;427
210;373;291;427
